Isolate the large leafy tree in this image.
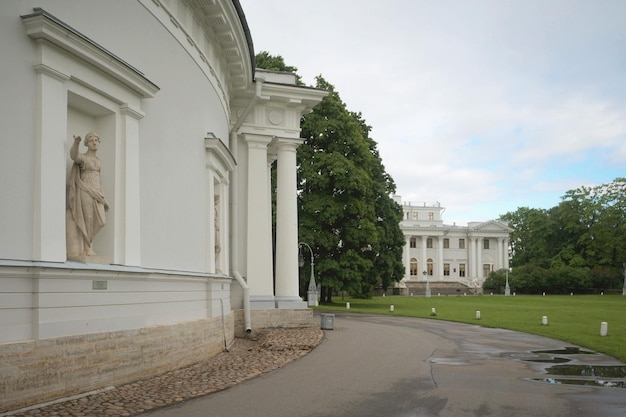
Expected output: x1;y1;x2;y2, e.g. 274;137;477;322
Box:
254;52;413;300
497;178;626;293
298;76;404;301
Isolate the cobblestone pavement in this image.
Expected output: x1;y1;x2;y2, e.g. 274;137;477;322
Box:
7;327;324;417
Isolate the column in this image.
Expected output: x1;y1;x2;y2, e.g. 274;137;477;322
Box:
468;237;475;279
502;237;509;271
404;235;411;280
274;138;306;309
244;134;275;309
33;65;69;262
421;236;428;278
437;236;444;281
496;237;503;270
476;237;483;278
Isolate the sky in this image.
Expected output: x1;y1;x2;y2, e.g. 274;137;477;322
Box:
239;0;626;225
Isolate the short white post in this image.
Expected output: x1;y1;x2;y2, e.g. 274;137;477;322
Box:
542;316;548;326
431;307;436;316
389;305;394;312
475;310;481;320
600;321;608;337
346;302;350;309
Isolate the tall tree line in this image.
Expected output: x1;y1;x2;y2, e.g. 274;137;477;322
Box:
486;178;626;293
256;53;405;302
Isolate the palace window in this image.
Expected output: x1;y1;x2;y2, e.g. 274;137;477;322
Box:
427;258;434;275
410;258;418;276
459;263;466;277
483;239;490;249
428;212;434;221
443;263;450;276
427;238;433;248
443;238;449;249
410;237;416;248
459;238;465;249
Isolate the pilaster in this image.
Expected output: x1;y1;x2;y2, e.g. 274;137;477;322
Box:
33;64;69;262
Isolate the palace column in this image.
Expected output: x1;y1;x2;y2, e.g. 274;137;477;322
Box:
468;237;475;279
503;237;510;270
243;134;275;309
437;236;444;280
476;237;483;279
421;236;428;277
404;235;411;279
496;237;503;270
274;138;306;308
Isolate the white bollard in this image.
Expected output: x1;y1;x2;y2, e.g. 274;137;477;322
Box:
475;310;481;320
346;302;350;309
382;293;385;297
543;292;546;296
600;321;608;337
389;305;394;312
542;316;548;326
431;307;436;316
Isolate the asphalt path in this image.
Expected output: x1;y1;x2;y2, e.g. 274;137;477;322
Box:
144;313;626;417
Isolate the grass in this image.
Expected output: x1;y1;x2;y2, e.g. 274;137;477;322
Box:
315;294;626;362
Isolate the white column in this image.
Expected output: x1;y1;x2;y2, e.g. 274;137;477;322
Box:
404;235;411;280
437;236;444;281
115;105;143;266
34;65;69;262
496;237;503;270
477;238;483;278
468;237;475;279
421;236;428;278
274;138;306;309
244;134;275;309
503;237;510;270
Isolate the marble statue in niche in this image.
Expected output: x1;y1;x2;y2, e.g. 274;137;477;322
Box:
66;131;110;261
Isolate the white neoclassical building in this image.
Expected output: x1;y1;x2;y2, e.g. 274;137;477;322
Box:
0;0;326;411
394;196;512;295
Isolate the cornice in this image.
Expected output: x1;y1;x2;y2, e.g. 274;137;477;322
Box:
22;8;160;98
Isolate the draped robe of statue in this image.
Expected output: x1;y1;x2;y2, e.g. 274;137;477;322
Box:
67;133;109;258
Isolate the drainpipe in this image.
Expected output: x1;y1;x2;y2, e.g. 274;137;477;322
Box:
228;78;264;334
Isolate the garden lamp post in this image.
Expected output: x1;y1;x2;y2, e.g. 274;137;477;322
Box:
299;242;318;307
423;270;431;298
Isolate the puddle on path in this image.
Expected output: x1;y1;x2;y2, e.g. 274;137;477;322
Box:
525;357;571;363
525;347;626;389
531;377;626;388
546;364;626;378
531;347;595;355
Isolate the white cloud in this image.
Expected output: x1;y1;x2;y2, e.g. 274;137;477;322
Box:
241;0;626;223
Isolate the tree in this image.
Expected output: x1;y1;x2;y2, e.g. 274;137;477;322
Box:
255;51;303;85
500;178;626;292
298;76;404;301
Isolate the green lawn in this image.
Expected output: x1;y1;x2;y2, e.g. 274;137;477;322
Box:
315;294;626;362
